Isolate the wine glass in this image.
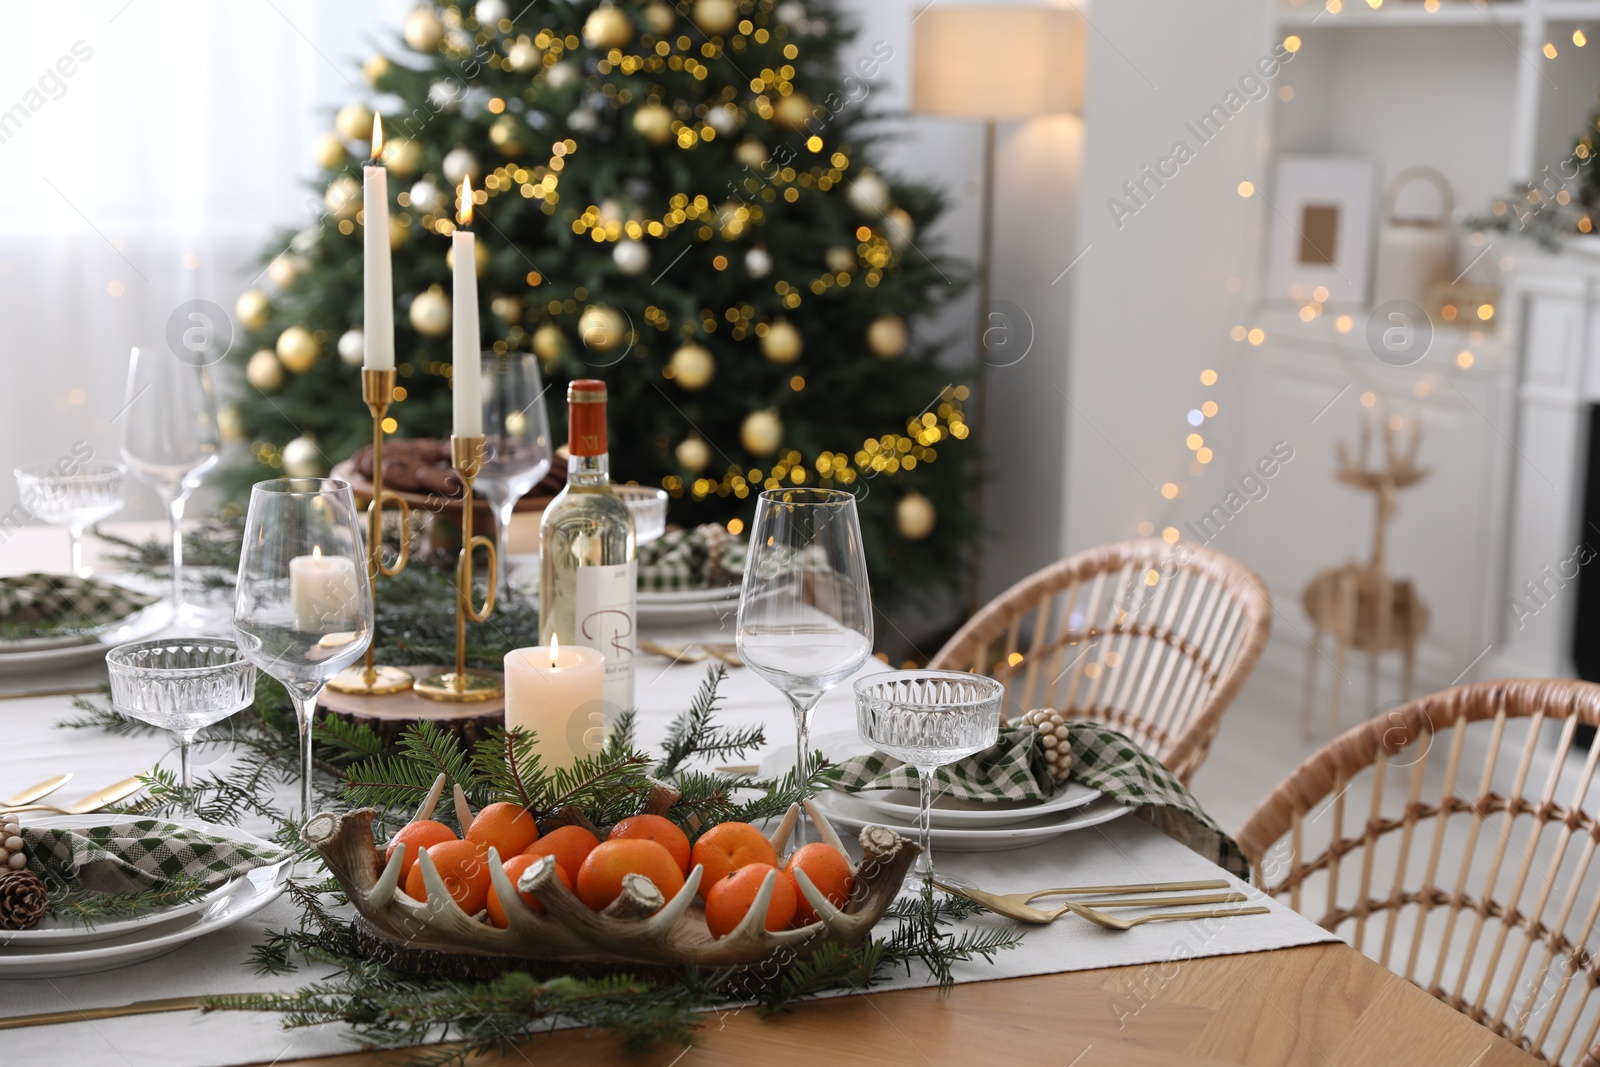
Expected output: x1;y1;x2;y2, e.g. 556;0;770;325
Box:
105;637;256;811
613;485;669;545
232;478;373;818
13;462;125;578
854;671;1003;884
119;345;221;631
737;488;873;848
479;353;552;601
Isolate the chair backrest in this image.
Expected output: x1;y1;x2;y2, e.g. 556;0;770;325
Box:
928;539;1272;782
1237;679;1600;1067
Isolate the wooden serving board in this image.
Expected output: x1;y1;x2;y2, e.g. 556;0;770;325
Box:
318;666;506;745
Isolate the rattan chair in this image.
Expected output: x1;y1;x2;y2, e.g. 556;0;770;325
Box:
928;539;1272;783
1238;679;1600;1066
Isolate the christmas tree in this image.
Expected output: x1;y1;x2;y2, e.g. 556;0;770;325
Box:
229;0;974;610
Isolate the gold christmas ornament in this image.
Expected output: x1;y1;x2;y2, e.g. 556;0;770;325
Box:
445;238;490;279
532;322;564;360
325;175;361;219
669;342;715;390
410;285;452;337
282;435;322;478
885;207;915;251
506;36;540;72
633;103;676;145
335;102;375;142
578;305;627;351
774;91;816;131
403;5;445;51
246;348;285;392
276;326;321;373
389;215;409;251
266;254;306;291
895;491;936;541
867;314;908;359
643;1;676;33
676;436;711;472
760;319;803;365
693;0;739;35
363;53;392;84
234;289;271;331
490;294;523;325
313;132;347;170
489;114;524;155
217;405;245;445
380;135;423;176
583;4;634;48
741;409;784;456
825;246;856;274
734;138;768;169
337;328;366;366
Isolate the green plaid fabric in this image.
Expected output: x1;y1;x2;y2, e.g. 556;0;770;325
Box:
24;819;291;895
821;722;1250;880
636;524;747;592
0;573;155;637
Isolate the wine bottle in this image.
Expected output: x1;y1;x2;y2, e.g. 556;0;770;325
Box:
540;379;636;724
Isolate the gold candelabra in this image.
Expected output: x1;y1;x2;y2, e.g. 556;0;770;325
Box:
328;368;414;696
415;435;502;702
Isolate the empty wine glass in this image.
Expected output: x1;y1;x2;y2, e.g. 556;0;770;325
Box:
119;346;221;631
737;488;873;848
854;671;1003;883
14;462;125;578
479;353;552;601
105;637;256;811
233;478;373;817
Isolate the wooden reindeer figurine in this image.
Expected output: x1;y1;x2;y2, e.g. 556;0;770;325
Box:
1300;413;1431;739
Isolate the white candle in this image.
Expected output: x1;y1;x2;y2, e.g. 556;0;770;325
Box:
452;175;482;437
362;113;395;372
289;547;359;633
503;637;606;768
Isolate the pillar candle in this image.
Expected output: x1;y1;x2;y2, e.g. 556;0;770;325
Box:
289;548;359;633
451;176;482;437
362;113;394;372
503;638;605;768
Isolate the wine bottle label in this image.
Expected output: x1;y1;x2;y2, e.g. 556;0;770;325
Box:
575;558;636;714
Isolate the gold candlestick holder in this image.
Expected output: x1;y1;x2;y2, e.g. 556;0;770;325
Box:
415;435;503;702
329;369;415;696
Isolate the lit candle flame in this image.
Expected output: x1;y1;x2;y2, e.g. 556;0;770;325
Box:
549;633;559;668
312;545;322;559
458;174;474;226
371;112;384;160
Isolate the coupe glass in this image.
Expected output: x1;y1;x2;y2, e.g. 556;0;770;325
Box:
479;353;552;601
105;637;256;810
737;488;873;848
232;478;373;817
14;462;125;578
854;671;1003;883
614;485;669;545
119;345;221;630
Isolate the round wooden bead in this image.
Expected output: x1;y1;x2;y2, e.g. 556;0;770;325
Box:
6;853;25;870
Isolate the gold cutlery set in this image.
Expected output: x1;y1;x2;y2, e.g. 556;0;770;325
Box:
933;878;1269;930
637;638;744;667
0;773;147;816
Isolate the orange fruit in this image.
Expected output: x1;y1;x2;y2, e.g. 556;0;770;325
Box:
575;839;686;912
689;821;778;900
486;854;573;927
704;863;797;939
465;801;539;857
403;839;491;915
385;820;457;883
608;814;691;875
523;825;600;877
783;843;854;925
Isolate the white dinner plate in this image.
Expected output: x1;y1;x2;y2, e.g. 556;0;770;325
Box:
810;788;1132;853
637;595;739;626
638;586;742;605
0;601;169;677
847;778;1104;830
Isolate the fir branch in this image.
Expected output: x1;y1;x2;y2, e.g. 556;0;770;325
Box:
46;874;210;928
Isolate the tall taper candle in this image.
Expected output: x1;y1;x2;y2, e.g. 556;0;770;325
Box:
451;175;482;437
362;113;395;372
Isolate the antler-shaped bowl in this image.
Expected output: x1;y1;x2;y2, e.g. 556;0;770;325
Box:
305;789;919;972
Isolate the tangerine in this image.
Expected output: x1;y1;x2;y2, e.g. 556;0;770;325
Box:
608;814;691;875
486;854;573;927
704;863;797;939
385;819;457;883
465;802;539;857
523;824;600;877
575;838;685;912
783;842;854;925
403;839;491;915
689;821;778;899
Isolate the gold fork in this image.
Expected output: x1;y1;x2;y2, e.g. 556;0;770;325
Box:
932;877;1229;910
638;639;710;663
1;776;147;816
936;882;1249;924
0;773;73;808
1066;902;1270;931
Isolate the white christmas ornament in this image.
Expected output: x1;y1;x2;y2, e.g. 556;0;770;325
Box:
246;349;284;392
895;491;937;541
409;286;452;336
740;410;784;456
776;2;806;26
825;246;856;274
267;254;306;290
403;5;444;51
409;179;444;215
569;108;598;133
706;105;739;136
846;171;890;216
745;247;772;278
885;208;915;250
613;240;651;275
442;147;481;185
474;0;507;25
506;38;539;72
282;436;322;478
338;328;366;366
675;437;711;472
547;63;578;90
428;80;463;112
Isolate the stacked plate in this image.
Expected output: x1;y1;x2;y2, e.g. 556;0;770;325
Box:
0;600;168;677
636;585;740;626
0;816;291;978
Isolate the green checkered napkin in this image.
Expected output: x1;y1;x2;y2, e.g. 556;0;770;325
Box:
820;722;1250;880
636;524;747;593
24;819;291;895
0;573;155;637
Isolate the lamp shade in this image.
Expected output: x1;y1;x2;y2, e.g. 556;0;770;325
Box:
912;5;1084;120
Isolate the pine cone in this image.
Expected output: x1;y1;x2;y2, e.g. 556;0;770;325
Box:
0;869;48;931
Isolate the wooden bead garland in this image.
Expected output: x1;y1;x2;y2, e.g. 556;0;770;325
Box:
1020;708;1073;784
0;812;25;871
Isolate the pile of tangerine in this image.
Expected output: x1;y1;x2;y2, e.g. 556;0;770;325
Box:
386;803;854;937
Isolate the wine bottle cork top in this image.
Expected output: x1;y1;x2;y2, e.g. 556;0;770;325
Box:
569;380;607;403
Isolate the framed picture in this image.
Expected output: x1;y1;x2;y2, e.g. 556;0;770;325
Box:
1265;156;1377;307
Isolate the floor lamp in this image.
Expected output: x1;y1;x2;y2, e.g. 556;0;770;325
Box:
912;6;1084;611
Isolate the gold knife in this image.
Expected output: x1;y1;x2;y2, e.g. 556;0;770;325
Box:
0;996;203;1030
2;776;147;816
0;774;73;808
